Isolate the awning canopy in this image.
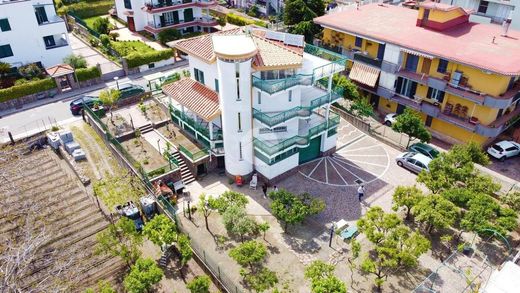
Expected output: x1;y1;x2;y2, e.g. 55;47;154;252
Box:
400;48;434;59
46;64;74;77
349;62;381;87
162;78;221;122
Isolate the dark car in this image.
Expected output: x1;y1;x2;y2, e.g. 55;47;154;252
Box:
69;96;101;115
408;143;440;159
116;83;146;100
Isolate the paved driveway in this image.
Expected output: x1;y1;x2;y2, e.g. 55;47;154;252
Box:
69;33;121;74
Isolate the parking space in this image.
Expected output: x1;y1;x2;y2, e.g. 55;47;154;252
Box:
486;157;520;183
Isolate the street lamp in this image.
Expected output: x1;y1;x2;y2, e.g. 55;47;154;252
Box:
113;76;119;90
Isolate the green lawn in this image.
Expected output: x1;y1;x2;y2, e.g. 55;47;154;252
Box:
110;40;157;56
83;16;102;31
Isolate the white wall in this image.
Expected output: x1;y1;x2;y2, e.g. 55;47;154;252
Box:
382;43;401;65
188;55;218;90
138;57;175;72
379;71;397;91
254;152;299;179
0;0;71;67
321;133;337;152
115;0;147;31
252;86;302;112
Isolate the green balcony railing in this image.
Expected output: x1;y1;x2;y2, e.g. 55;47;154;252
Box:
353;53;382;68
252;74;313;95
254;112;340;156
253;87;344;127
169;105;222;143
178;144;209;162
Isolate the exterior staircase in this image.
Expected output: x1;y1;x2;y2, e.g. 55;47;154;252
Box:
138;124;154;134
171;149;195;185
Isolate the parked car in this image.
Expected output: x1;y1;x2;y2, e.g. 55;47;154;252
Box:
396;152;432;173
487;140;520;161
384;113;398;126
408;143;440;159
114;83;146;100
69;96;101;115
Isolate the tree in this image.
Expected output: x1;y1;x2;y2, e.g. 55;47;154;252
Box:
304;260;346;293
391;108;431;148
269;189;325;232
99;34;111;48
350;97;373;118
97;280;117;293
258;222;270;240
240;267;278;292
93;17;111;34
333;74;359;100
501;191;520;212
391;185;425;220
18;63;42;79
348;239;361;284
123;258;163;293
177;234;193;269
63;54;87;69
198;193;218;231
96;217;142;268
284;0;325;42
217;16;227;27
412;195;459;234
357;206;401;245
461;193;517;236
229;240;267;271
157;28;182;45
99;88;121;123
186;275;211;293
142;214;177;251
214;190;249;213
222;205;258;241
0;61;10;77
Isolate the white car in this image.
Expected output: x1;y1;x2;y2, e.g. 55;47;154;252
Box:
384;113;398;126
487;140;520;161
395;152;432;173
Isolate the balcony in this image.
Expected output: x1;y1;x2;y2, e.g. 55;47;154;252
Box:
144;17;217;33
254;87;343;127
37;14;64;26
170;107;223;148
420;101;441;118
476;106;520;137
252;74;313;95
303;44;347;80
144;0;216;13
353;52;382;68
44;38;68;50
254;112;340;157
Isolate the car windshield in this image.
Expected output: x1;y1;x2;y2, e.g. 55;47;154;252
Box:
403;152;416;158
492;145;504;152
429;148;439;157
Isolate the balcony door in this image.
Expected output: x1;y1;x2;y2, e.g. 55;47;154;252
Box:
34;6;48;25
421;58;431;75
127;16;135;32
184;8;194;22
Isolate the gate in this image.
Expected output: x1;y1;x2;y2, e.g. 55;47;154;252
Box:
299;135;321;164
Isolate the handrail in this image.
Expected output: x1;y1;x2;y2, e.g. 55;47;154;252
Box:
254;113;340;156
252;74;313;95
178;144;209;162
253;88;343;127
169;106;221;141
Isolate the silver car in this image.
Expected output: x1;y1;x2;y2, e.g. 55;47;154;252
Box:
487;140;520;161
396;152;432;173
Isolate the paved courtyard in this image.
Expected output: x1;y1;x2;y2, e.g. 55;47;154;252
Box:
69;33;121;74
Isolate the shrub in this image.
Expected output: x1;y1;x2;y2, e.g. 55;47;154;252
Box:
58;1;113;19
63;54;87;69
109;31;119;41
226;13;267;28
100;34;111;47
89;37;100;47
93;17;110;34
157;28;181;45
125;50;173;68
76;66;101;82
18;64;43;79
0;78;56;103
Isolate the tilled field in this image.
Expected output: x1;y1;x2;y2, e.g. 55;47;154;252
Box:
0;146;126;292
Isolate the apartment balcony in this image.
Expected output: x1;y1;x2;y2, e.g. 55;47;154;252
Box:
44;36;68;50
37;14;64;26
170;107;222;148
143;0;216;13
254;112;340;157
397;69;448;92
353;52;382;68
254;87;343;127
303;44;347;81
475;106;520;137
144;17;217;33
252;74;313;95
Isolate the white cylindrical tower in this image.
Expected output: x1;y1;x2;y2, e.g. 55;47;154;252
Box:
213;34;257;178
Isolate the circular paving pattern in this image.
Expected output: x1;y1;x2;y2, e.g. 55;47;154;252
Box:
299;123;390;186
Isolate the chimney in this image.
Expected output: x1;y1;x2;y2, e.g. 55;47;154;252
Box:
502;11;513;37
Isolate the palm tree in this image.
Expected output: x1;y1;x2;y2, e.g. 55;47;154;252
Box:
98;88;121;124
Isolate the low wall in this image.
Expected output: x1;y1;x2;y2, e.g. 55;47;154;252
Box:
137;58;175;74
0;88;58;111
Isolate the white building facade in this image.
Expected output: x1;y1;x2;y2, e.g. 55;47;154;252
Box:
0;0;71;68
440;0;520;28
114;0;217;37
163;28;345;181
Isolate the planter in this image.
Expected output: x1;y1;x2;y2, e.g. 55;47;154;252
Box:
93;106;106;117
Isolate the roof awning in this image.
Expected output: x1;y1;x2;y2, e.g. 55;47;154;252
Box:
349;62;380;87
162;78;220;122
400;48;434;59
46;64;74;77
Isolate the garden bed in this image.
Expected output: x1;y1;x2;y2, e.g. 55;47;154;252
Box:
102;113;134;137
139;100;169;123
111;40;157;56
121;136;168;174
156;124;204;155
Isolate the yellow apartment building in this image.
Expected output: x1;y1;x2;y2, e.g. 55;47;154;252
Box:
315;2;520;145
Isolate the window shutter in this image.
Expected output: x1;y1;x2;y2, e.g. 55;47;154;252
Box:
409;82;417;98
395;77;403;92
427;87;433;99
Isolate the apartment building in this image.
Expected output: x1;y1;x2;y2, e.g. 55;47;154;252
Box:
114;0;218;36
439;0;520;28
315;2;520;145
0;0;71;68
162;28;345;180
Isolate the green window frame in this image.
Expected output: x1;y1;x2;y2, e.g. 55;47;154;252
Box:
0;44;13;58
0;19;11;32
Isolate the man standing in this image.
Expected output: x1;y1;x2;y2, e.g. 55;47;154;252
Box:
262;183;268;198
358;184;365;202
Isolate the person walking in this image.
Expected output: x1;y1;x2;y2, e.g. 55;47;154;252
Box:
357;184;365;202
262;183;268;198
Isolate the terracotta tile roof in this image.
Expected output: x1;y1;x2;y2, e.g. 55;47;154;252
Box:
173;27;303;69
349;62;380;87
162;78;220;122
45;64;74;77
314;3;520;75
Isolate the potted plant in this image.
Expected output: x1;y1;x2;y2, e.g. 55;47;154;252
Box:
92;101;106;117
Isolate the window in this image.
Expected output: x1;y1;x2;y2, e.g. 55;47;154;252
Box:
194;68;205;84
377;43;385;60
395;77;417;99
437;59;448;73
34;6;48;25
43;36;56;49
405;54;419;72
259;126;287;134
237;112;241;131
236;78;240;100
355;36;362;48
478;1;488;14
288;90;292;102
257;91;261;104
426;87;445;103
124;0;132;9
235;62;240;78
0;44;13;58
0;19;11;32
239;142;243;160
148;63;155;69
214;79;219;93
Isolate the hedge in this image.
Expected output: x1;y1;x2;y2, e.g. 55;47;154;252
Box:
226;13;267;28
0;78;56;103
76;66;101;82
58;1;113;18
125;50;173;68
